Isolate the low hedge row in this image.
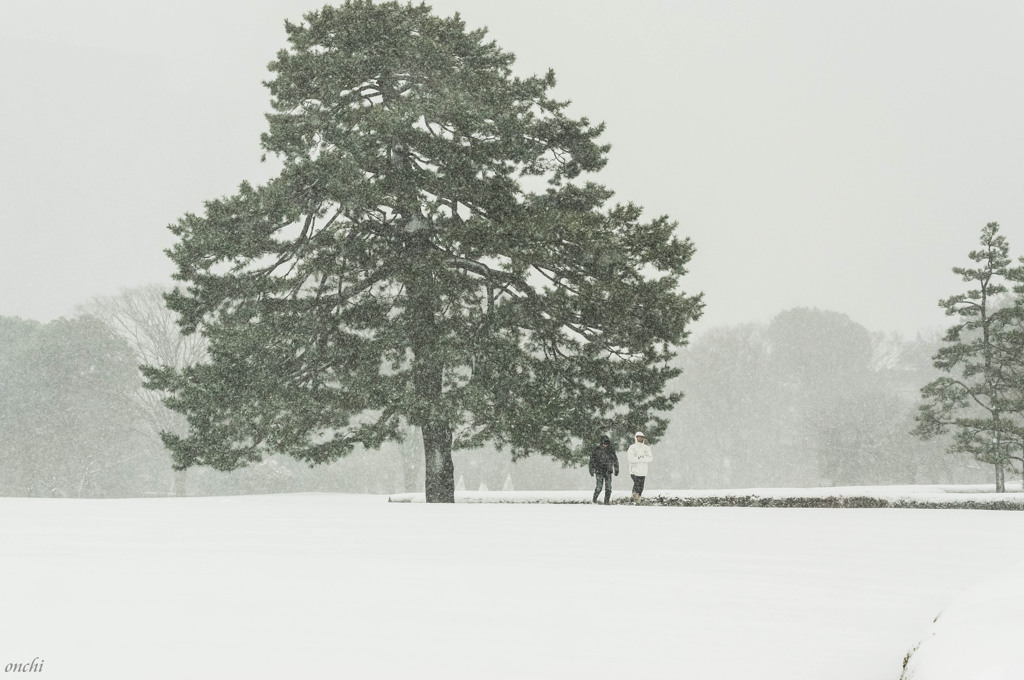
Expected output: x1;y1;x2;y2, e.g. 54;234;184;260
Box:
610;495;1024;510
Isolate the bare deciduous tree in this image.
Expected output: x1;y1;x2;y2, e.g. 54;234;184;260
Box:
79;285;207;495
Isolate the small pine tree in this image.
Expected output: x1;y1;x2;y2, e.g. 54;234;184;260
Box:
914;222;1024;491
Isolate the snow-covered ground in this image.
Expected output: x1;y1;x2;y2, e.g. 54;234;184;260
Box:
1;489;1022;679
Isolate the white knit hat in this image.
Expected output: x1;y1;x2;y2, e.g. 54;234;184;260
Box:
635;432;645;438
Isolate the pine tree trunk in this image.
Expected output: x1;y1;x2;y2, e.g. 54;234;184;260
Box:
995;462;1005;493
404;227;454;503
422;420;455;503
413;336;454;503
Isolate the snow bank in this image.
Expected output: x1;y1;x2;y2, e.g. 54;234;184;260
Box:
900;559;1024;680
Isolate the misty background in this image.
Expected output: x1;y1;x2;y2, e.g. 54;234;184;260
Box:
2;0;1021;496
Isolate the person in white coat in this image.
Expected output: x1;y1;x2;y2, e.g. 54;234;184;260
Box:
626;432;653;503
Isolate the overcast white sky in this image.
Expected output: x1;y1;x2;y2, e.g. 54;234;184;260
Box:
2;0;1022;338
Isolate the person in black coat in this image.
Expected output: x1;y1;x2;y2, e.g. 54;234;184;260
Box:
588;435;620;504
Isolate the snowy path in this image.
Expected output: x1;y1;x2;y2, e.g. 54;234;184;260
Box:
0;494;1021;679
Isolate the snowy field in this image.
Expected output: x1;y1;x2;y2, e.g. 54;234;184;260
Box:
1;491;1023;679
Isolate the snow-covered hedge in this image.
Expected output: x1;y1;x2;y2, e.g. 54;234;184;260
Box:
631;494;1024;510
389;485;1024;510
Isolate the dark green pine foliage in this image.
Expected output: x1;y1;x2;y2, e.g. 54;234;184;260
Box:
144;1;703;502
914;222;1024;491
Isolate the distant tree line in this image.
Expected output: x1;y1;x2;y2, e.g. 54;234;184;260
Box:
2;284;987;497
658;308;977;491
0;314;156;496
0;287;427;497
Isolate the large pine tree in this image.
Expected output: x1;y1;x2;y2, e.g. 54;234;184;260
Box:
146;1;703;502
